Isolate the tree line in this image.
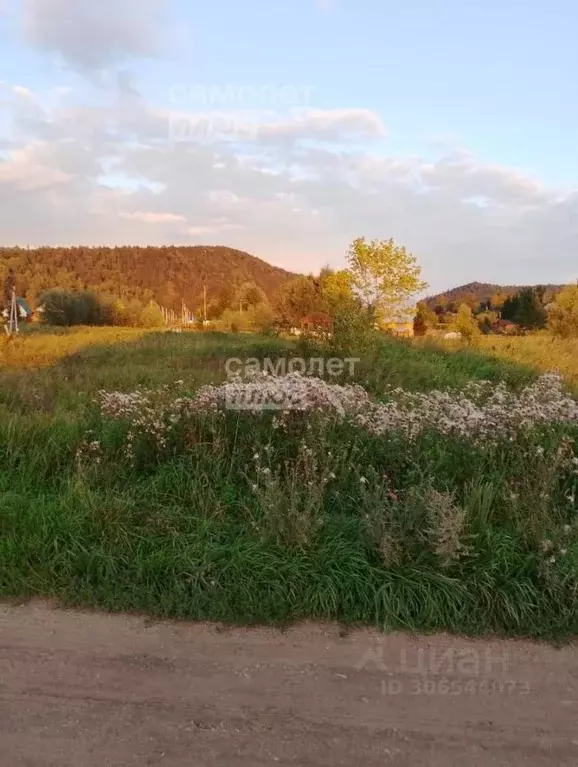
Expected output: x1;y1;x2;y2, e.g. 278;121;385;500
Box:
3;239;577;340
1;239;428;344
0;245;294;316
415;284;578;339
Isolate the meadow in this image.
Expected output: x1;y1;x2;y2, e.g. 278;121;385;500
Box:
478;334;578;391
0;327;577;637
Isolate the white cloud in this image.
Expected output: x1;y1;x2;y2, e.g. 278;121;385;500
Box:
0;144;73;190
21;0;169;71
0;94;576;289
165;107;386;147
120;211;187;224
10;85;34;99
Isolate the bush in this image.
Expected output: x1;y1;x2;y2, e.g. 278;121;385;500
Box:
139;302;165;328
39;290;111;326
38;291;166;328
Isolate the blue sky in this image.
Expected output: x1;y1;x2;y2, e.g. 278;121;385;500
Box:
0;0;576;290
163;0;578;183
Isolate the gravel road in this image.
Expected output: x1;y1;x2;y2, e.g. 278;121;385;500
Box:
1;601;577;765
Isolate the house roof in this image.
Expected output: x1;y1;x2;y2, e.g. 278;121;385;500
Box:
17;298;32;314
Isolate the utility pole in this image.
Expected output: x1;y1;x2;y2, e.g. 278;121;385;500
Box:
203;285;207;324
8;287;19;335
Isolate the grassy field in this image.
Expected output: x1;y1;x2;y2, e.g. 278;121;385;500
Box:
478;334;578;390
0;328;577;637
0;326;149;370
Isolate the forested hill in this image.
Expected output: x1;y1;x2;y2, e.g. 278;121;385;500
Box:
0;246;298;311
425;281;565;308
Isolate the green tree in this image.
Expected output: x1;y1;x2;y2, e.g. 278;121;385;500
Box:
501;293;520;322
455;303;481;343
251;302;276;333
237;282;268;312
214;283;237;317
516;287;546;328
547;285;578;338
461;292;479;311
501;287;546;328
274;275;324;328
346;237;427;323
107;298;128;326
491;292;508;311
221;308;252;332
39;290;109;326
413;301;438;336
140;302;165;328
124;298;145;327
476;310;498;334
320;269;355;312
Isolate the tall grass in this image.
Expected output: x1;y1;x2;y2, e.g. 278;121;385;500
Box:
0;328;576;637
478;334;578;390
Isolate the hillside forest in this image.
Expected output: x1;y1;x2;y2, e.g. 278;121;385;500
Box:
1;243;577;339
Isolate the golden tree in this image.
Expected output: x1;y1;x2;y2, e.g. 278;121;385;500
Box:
347;237;427;323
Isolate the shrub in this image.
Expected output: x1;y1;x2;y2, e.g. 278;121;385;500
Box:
40;289;111;326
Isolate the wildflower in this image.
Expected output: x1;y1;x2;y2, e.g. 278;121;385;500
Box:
560;549;568;556
360;476;368;485
548;556;556;564
564;525;572;534
329;472;336;480
541;539;554;553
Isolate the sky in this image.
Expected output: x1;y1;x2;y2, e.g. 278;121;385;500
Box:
0;0;576;292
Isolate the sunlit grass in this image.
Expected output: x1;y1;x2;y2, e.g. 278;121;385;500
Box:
0;329;576;638
477;334;578;390
0;326;151;369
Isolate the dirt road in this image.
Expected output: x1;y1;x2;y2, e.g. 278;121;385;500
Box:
1;602;578;766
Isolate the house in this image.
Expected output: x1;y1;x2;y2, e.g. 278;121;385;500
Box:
490;319;518;335
300;312;334;337
2;297;33;322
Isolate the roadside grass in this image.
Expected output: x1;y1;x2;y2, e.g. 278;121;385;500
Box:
0;328;577;638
